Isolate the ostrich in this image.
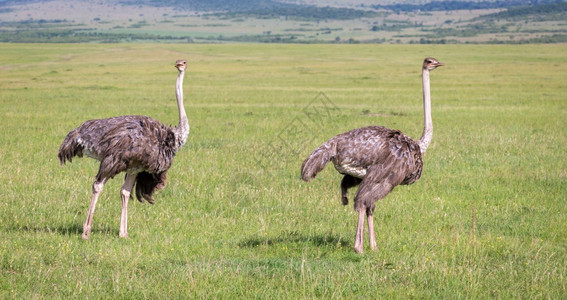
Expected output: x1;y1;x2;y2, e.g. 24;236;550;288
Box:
58;59;190;239
301;57;444;253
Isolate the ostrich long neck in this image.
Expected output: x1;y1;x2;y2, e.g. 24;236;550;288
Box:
417;67;432;155
175;69;190;147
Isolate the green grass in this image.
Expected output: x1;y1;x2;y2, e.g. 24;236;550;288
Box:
0;43;566;298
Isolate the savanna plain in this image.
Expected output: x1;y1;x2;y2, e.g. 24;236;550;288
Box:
0;43;565;298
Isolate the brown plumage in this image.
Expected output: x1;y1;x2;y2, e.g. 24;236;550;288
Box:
58;59;190;239
301;57;444;253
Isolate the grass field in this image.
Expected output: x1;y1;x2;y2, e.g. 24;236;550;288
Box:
0;43;566;298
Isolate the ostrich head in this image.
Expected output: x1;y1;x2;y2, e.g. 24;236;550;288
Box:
175;59;187;72
423;57;444;71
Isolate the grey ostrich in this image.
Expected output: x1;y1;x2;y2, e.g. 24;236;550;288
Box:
58;59;190;239
301;57;444;253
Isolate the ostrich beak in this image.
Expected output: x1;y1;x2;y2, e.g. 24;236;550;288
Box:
175;64;187;72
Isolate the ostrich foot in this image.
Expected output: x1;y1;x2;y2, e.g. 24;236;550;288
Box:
82;228;91;240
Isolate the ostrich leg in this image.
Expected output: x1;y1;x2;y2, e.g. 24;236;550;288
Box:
352;167;396;253
119;173;137;238
82;178;108;239
354;210;365;253
367;209;377;251
354;209;378;253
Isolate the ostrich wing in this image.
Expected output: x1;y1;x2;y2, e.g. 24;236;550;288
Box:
75;116;177;180
331;126;423;184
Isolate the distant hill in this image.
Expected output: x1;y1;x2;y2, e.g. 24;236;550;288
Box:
118;0;288;12
371;0;564;12
480;1;567;19
118;0;378;19
116;0;565;13
1;0;566;44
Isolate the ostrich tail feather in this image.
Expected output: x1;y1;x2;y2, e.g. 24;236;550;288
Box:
58;130;83;165
301;143;335;181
